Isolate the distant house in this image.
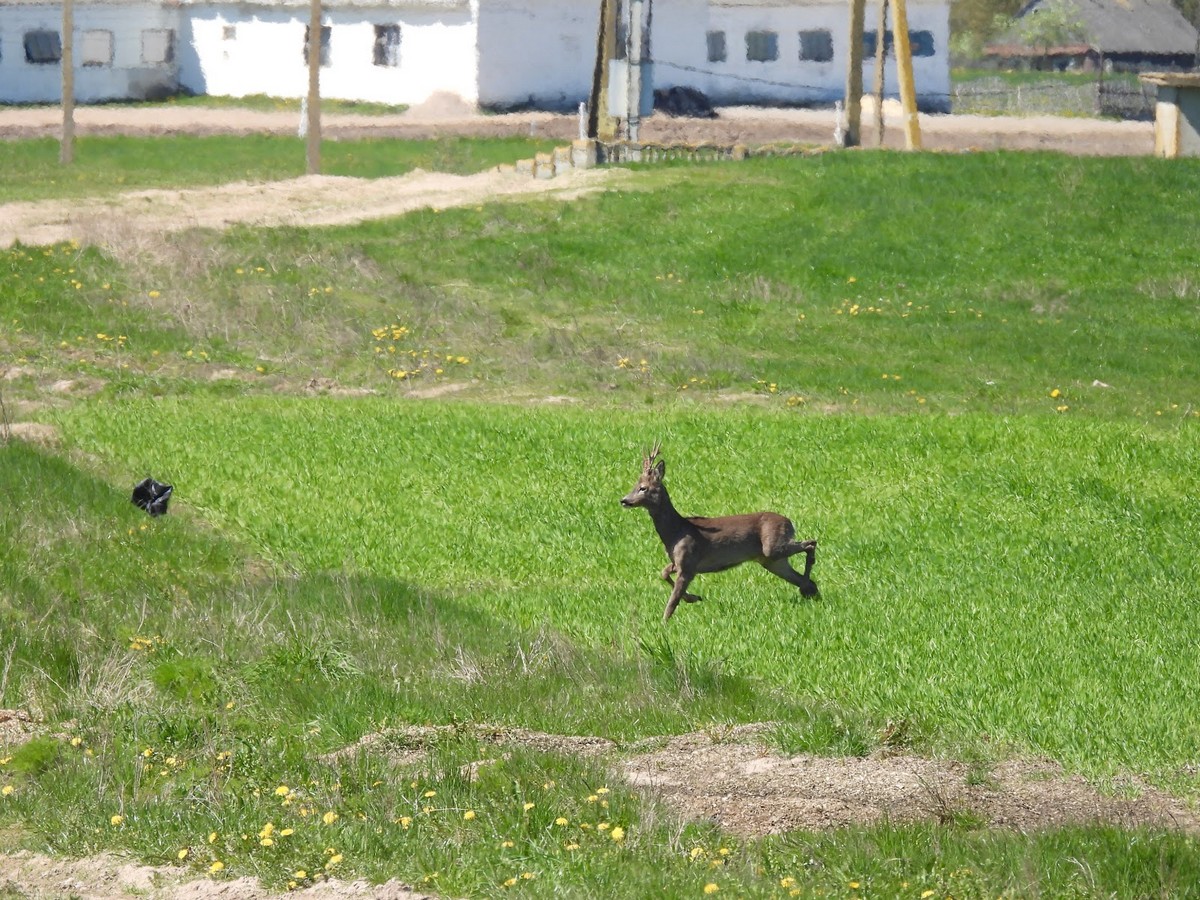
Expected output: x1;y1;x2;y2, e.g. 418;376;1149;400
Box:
986;0;1199;72
0;0;951;111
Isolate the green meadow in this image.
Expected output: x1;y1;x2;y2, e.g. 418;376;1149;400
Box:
3;136;1200;897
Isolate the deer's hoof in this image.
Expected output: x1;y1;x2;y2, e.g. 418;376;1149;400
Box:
684;593;704;604
800;578;819;598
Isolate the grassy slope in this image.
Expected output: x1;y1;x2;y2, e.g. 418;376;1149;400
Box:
4;142;1200;896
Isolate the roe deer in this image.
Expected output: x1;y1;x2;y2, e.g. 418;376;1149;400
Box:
621;443;818;622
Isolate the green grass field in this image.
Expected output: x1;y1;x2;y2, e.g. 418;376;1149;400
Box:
3;135;1200;897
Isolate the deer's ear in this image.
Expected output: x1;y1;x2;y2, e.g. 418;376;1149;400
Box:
653;460;666;480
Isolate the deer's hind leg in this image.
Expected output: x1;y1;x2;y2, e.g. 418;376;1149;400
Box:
764;538;819;597
780;538;817;579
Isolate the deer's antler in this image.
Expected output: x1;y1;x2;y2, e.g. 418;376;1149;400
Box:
643;440;662;470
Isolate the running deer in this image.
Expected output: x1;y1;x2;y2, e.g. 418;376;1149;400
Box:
621;443;819;621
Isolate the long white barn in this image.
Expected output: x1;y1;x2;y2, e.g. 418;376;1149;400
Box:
0;0;950;111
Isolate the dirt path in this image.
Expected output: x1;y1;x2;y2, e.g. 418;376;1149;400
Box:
0;168;622;250
0;102;1154;154
0;103;1154;250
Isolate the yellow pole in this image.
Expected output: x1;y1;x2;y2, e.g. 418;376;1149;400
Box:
891;0;921;150
589;0;620;141
844;0;866;146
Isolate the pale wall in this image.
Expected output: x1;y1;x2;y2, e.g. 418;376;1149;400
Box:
180;2;477;105
705;0;950;110
0;1;179;103
474;0;596;109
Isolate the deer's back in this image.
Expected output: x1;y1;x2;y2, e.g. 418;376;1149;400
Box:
687;510;795;561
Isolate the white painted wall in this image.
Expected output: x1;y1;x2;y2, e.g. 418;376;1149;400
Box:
0;0;179;103
179;0;478;105
474;0;596;109
0;0;951;111
704;0;950;110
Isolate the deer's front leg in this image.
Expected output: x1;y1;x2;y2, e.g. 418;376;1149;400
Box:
663;570;695;622
661;563;677;585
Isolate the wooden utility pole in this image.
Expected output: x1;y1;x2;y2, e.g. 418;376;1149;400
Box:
891;0;922;149
588;0;620;139
872;0;888;146
843;0;866;146
306;0;322;174
60;0;75;165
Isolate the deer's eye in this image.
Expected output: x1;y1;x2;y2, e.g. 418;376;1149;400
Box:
639;486;647;493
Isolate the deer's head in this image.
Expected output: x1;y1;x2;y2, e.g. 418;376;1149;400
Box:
621;442;666;508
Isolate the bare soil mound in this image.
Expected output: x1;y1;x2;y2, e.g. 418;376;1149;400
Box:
622;727;1200;835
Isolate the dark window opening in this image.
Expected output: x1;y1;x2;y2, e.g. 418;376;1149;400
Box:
864;29;935;58
304;24;332;67
25;30;62;64
706;30;726;63
374;24;400;66
799;29;833;62
746;30;778;63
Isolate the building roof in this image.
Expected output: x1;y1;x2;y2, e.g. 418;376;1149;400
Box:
990;0;1199;57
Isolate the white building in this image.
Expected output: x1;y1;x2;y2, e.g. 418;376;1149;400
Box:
0;0;950;112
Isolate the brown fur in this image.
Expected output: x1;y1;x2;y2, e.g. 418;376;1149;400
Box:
621;444;818;621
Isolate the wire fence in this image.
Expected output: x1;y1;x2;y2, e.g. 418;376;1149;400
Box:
949;77;1156;120
654;59;1159;121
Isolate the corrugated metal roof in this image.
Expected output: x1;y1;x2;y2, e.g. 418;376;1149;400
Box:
1003;0;1198;56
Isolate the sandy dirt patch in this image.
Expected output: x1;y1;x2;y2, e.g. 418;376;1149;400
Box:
0;168;623;251
0;103;1154;155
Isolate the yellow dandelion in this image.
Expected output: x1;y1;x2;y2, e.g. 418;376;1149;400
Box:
611;826;625;841
1;785;13;796
177;848;189;860
399;816;412;829
586;794;598;803
70;737;82;747
148;290;161;299
523;802;535;811
690;847;706;860
294;870;308;880
325;853;343;868
423;790;437;798
259;837;274;847
209;861;224;874
849;881;860;889
501;840;514;848
597;822;610;831
704;884;720;894
110;814;124;826
921;892;935;899
280;828;294;836
521;872;535;880
504;878;518;887
464;810;476;821
565;842;580;851
555;817;568;826
780;877;796;888
596;787;609;794
1050;388;1062;398
274;785;289;796
322;811;339;825
259;822;275;837
142;748;154;758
